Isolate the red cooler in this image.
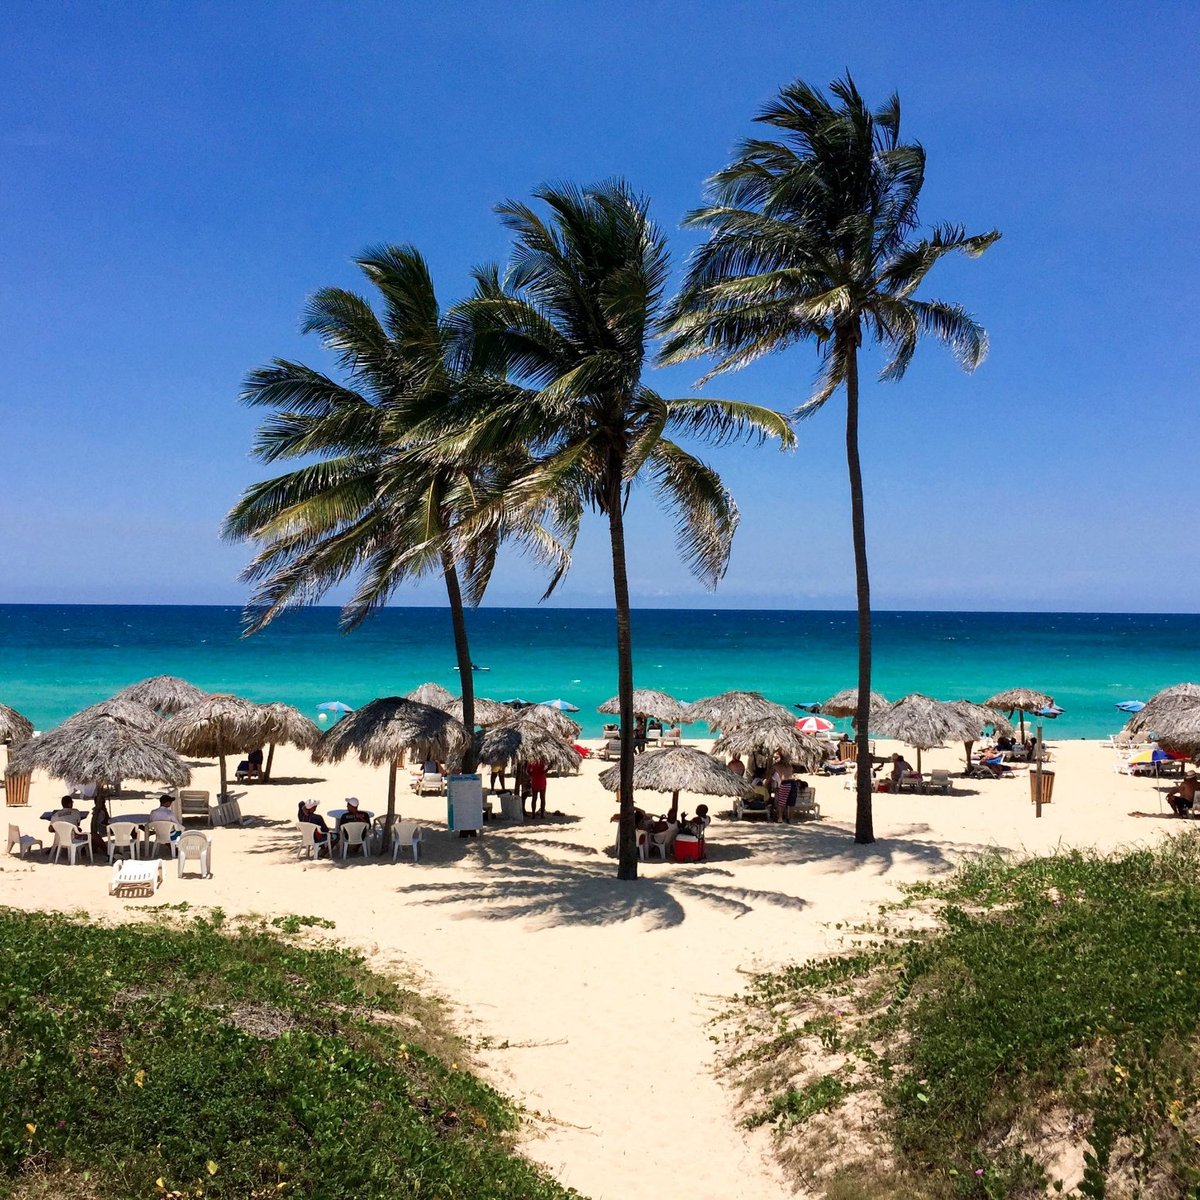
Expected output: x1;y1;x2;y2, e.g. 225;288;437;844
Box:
674;834;702;862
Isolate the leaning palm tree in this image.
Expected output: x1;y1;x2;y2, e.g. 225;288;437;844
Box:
459;181;794;879
662;75;998;844
224;245;571;772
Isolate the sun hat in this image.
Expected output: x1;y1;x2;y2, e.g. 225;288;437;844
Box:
345;796;360;808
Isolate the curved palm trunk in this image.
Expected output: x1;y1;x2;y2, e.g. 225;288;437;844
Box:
608;482;638;881
441;550;476;773
845;336;875;844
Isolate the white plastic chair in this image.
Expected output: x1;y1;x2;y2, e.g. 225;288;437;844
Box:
390;819;423;864
297;821;330;861
147;820;183;859
177;831;211;878
925;770;952;795
8;823;43;858
649;822;678;861
106;822;141;863
340;821;371;861
415;772;445;796
614;825;648;860
50;820;93;865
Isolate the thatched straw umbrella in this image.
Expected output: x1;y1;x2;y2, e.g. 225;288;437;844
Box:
67;698;160;733
1126;684;1200;738
446;696;514;727
599;745;753;819
476;722;581;775
113;675;208;715
513;704;582;740
0;703;34;747
406;682;455;709
257;702;321;780
313;697;469;847
876;694;978;773
8;714;191;792
949;700;1014;772
710;720;827;773
820;689;890;724
158;694;271;800
985;687;1054;741
597;689;689;724
687;691;794;732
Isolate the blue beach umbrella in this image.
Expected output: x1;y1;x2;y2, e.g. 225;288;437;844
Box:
539;698;580;712
316;701;354;713
1036;705;1064;718
1116;700;1146;714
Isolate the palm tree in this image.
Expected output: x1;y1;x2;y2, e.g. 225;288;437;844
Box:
224;245;571;781
661;75;998;844
457;181;794;879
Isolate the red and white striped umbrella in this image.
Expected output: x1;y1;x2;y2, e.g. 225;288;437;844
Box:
794;715;836;734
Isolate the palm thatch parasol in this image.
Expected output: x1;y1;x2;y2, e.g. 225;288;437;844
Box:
158;694;271;799
475;722;581;775
113;675;208;715
985;687;1054;741
710;720;828;773
1126;684;1200;738
313;697;469;846
67;698;160;733
0;703;34;747
599;745;753;818
406;682;456;709
8;714;191;791
686;691;794;732
948;700;1015;771
875;694;978;772
597;689;689;723
446;696;514;727
513;704;582;740
820;689;891;723
257;702;321;779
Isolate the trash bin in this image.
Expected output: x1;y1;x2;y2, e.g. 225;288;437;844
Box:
5;771;31;807
1029;769;1055;806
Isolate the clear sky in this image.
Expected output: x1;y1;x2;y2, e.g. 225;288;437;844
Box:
3;1;1197;612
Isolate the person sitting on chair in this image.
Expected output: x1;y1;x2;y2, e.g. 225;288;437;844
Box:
996;734;1015;752
298;799;337;845
1167;771;1199;817
336;796;371;834
727;752;745;778
890;754;914;788
49;796;83;829
148;795;178;824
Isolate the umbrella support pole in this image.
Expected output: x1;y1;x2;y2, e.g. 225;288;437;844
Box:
1034;722;1044;819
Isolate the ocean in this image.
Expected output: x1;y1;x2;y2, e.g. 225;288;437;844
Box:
1;604;1197;739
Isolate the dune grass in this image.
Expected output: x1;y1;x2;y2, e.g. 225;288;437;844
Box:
0;905;579;1200
720;833;1200;1198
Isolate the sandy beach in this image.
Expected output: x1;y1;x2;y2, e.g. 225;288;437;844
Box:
0;736;1187;1199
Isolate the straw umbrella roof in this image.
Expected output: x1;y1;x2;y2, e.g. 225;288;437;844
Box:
686;691;795;732
8;714;191;788
597;689;689;723
820;689;890;719
710;720;828;771
313;697;469;768
67;698;160;733
113;675;208;715
446;696;514;726
158;695;271;758
876;693;978;751
257;702;321;750
949;699;1014;738
985;688;1054;714
0;703;34;746
513;704;582;740
475;722;581;773
1127;685;1200;737
405;682;456;710
598;746;755;798
1145;707;1200;756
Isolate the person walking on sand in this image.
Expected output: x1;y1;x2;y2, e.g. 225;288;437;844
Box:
526;758;548;818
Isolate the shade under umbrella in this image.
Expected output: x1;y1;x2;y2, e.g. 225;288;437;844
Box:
0;703;34;747
985;687;1055;741
876;694;979;773
599;744;754;818
158;694;271;799
446;696;515;727
686;691;794;732
67;698;160;733
597;689;689;723
406;682;456;709
513;704;582;740
257;702;321;779
313;697;469;846
475;721;581;774
8;714;191;790
113;675;208;716
819;689;891;722
710;720;827;773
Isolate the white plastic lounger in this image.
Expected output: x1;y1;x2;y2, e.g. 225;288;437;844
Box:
109;859;163;898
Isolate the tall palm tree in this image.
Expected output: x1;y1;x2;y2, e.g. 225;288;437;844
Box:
457;181;794;879
662;75;998;843
224;245;572;788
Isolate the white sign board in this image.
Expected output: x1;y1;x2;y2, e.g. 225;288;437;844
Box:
447;774;484;833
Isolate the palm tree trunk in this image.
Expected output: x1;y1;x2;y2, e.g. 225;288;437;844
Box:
607;479;638;881
845;334;875;844
442;550;476;773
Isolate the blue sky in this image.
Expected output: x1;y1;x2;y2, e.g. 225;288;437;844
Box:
3;1;1197;612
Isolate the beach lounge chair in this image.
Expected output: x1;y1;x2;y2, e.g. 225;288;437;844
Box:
390;819;423;864
600;739;622;761
296;821;331;861
177;830;212;879
146;820;183;859
234;759;262;783
660;728;682;747
793;785;820;820
414;772;445;796
177;790;212;827
50;820;93;865
106;823;141;863
109;859;162;898
7;823;43;858
733;786;771;820
340;821;371;861
924;770;952;795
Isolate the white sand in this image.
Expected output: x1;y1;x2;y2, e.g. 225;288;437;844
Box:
0;736;1186;1198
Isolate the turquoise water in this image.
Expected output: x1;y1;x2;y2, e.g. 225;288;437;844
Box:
1;604;1197;738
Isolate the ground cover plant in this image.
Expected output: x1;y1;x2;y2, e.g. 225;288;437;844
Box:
0;906;579;1200
719;833;1200;1198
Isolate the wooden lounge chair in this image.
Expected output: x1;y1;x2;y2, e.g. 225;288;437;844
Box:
109;859;162;898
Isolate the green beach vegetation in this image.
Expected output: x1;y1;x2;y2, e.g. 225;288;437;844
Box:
717;833;1200;1197
0;906;579;1200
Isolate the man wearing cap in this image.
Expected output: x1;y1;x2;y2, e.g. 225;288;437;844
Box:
298;798;337;847
336;796;371;835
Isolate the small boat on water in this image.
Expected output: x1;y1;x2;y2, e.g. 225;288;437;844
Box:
453;664;490;672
